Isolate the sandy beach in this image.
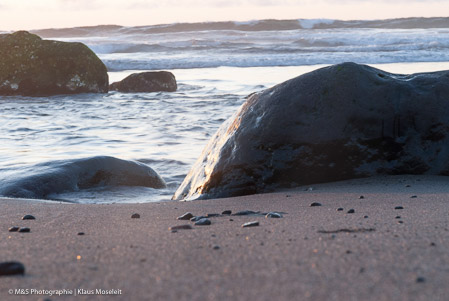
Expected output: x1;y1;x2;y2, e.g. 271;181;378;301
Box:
1;175;449;300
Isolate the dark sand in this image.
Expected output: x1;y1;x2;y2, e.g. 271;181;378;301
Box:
1;175;449;300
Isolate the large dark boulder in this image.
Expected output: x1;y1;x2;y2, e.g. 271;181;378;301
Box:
0;31;108;96
173;62;449;200
109;71;177;93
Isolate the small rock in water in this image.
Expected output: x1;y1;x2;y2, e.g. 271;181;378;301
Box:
359;195;365;199
337;208;344;211
190;216;206;222
22;215;35;220
177;212;193;220
0;261;25;276
206;213;220;218
266;212;283;218
347;209;355;214
8;226;19;232
242;221;259;228
233;210;257;216
131;213;140;219
221;210;232;215
77;232;85;236
405;184;411;187
18;227;30;233
310;202;322;207
169;225;193;231
395;206;404;210
195;218;211;226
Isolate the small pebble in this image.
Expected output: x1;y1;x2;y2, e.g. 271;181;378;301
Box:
410;195;417;198
206;213;220;218
337;208;344;211
18;227;30;233
22;215;35;220
395;206;404;210
364;215;369;219
212;245;220;250
233;210;257;216
169;225;192;231
347;209;355;214
395;216;401;219
190;216;206;222
310;202;322;207
177;212;193;220
397;221;404;224
242;221;259;228
131;213;140;219
77;232;85;236
359;195;365;199
195;218;211;226
405;184;411;187
221;210;232;215
229;219;234;221
416;276;426;283
0;261;25;276
266;212;282;218
8;226;19;232
430;242;436;246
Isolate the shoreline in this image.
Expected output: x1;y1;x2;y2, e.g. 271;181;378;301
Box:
1;175;449;300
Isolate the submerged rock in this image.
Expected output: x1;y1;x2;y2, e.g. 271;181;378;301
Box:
109;71;177;93
0;31;108;96
173;62;449;200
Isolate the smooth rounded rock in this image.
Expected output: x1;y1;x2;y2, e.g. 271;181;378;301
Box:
266;212;282;218
347;209;355;214
0;261;25;276
194;218;211;226
131;213;141;219
22;215;36;220
310;202;322;207
18;227;30;233
8;226;19;232
177;212;193;220
242;221;260;228
173;62;449;200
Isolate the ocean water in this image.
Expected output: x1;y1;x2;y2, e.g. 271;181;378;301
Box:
1;18;449;203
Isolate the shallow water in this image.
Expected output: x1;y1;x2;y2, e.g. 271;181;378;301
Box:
1;20;449;203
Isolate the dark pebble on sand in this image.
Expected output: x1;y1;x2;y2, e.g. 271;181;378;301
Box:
229;219;234;221
177;212;193;220
347;209;355;214
22;215;35;220
131;213;140;219
190;216;206;222
18;227;30;233
77;232;85;236
395;216;401;219
242;221;259;228
397;221;404;224
310;202;322;207
410;195;417;198
405;184;411;187
169;225;193;231
416;276;426;283
266;212;282;218
8;226;19;232
337;208;344;211
359;196;364;199
195;218;211;226
206;213;220;218
212;245;220;250
221;210;232;215
233;210;257;216
364;215;369;218
395;206;404;210
0;261;25;276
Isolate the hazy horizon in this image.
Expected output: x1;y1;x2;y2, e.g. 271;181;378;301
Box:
1;0;449;31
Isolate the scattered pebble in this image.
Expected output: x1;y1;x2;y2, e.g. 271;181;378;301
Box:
206;213;220;218
364;215;369;219
242;221;259;228
169;225;192;231
359;195;365;199
337;208;344;211
190;216;206;222
8;226;19;232
397;221;404;224
416;276;426;283
77;232;85;236
22;215;35;220
430;242;436;246
18;227;30;233
0;261;25;276
395;216;401;219
347;209;355;214
131;213;140;219
221;210;232;215
195;218;211;226
212;245;220;250
233;210;257;216
410;195;417;198
395;206;404;210
266;212;282;218
177;212;193;220
310;202;322;207
229;219;234;221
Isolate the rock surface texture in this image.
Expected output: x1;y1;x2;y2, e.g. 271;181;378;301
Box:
0;31;108;96
109;71;177;93
173;62;449;200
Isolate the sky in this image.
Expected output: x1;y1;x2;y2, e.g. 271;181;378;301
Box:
0;0;448;30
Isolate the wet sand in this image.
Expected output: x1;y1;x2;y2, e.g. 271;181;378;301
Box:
1;175;449;300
